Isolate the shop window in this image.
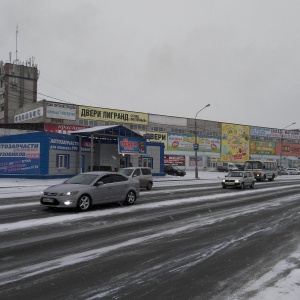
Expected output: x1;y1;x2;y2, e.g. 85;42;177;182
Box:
56;154;70;169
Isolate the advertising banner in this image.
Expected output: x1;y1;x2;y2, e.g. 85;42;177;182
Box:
14;107;43;123
49;138;92;152
221;123;250;162
79;106;148;125
167;133;220;152
250;141;276;155
0;143;40;174
164;155;185;166
46;103;76;120
189;156;203;167
275;142;300;156
118;137;147;154
250;126;300;140
250;126;271;137
271;128;300;140
140;131;168;148
45;124;89;134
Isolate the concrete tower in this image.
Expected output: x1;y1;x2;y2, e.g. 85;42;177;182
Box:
0;58;39;124
0;25;39;124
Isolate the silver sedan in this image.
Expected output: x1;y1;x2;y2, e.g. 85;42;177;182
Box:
40;171;140;211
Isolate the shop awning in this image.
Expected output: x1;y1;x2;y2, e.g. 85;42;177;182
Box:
70;125;143;139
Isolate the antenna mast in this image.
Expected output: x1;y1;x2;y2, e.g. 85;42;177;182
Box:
16;24;18;62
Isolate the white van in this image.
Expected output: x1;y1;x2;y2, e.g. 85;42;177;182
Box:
120;167;153;190
217;162;238;172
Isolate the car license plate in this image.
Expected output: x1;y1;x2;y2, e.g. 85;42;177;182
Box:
43;198;54;203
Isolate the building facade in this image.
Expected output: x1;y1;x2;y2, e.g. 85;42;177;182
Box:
0;99;298;172
1;60;300;173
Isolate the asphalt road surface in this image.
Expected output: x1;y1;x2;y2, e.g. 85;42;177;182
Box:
1;178;300;300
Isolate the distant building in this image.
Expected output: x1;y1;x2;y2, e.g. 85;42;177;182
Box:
0;59;39;123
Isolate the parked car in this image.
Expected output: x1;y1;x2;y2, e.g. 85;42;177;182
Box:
217;162;239;172
164;165;186;176
286;168;300;175
222;170;255;189
40;171;140;211
120;167;153;190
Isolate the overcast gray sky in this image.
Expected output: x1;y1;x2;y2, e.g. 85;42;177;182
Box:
1;0;300;129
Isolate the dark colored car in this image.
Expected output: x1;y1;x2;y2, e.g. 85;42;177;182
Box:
164;165;186;176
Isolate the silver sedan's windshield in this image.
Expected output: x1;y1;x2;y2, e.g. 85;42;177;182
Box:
64;174;99;185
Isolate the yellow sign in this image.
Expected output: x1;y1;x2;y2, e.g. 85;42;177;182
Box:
221;123;250;162
140;131;168;148
79;106;148;125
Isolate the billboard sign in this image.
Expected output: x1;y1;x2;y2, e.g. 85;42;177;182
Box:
79;106;148;125
0;142;40;174
221;123;250;162
118;137;147;154
167;133;220;152
164;155;185;166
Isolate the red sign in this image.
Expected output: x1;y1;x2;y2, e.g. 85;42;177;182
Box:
44;124;89;134
276;142;300;156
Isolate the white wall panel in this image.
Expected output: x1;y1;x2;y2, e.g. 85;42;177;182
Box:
149;114;187;126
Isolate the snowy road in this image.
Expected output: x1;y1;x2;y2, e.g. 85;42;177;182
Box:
1;175;300;299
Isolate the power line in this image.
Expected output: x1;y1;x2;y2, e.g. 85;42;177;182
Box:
3;81;72;104
2;72;106;107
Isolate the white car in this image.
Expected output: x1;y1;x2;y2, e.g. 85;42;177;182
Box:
286;168;300;175
120;167;153;190
222;170;255;189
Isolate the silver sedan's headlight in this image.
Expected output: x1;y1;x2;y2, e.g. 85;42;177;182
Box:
59;191;79;196
234;180;240;183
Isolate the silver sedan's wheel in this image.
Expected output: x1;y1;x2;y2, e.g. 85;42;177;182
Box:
124;190;136;205
250;182;255;189
146;182;153;190
77;195;91;211
240;183;244;189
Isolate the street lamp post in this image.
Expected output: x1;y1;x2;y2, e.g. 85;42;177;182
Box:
194;104;210;179
279;122;296;175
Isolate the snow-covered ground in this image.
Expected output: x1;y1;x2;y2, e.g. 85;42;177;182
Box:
0;170;300;299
